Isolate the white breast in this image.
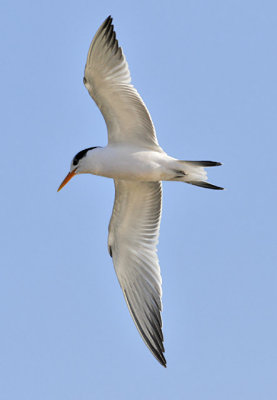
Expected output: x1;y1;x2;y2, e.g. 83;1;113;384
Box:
85;145;172;181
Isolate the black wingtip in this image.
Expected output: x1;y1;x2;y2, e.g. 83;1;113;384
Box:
156;352;167;367
124;289;166;368
101;16;113;30
161;358;167;368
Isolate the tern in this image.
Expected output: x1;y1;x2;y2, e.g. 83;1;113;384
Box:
58;16;223;367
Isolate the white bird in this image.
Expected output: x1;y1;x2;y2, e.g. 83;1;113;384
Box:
58;16;223;367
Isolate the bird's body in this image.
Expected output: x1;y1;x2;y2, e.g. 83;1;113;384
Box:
75;144;210;182
58;16;223;367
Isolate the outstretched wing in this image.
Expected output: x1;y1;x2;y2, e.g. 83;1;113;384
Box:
84;16;159;149
108;180;166;366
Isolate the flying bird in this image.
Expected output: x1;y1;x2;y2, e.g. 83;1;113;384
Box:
58;16;223;367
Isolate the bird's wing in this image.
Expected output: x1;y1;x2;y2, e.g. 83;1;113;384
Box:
108;180;166;366
84;16;160;149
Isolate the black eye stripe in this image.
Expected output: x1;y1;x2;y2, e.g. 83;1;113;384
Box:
72;147;99;165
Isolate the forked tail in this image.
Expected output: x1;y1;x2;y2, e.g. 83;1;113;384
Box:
176;160;224;190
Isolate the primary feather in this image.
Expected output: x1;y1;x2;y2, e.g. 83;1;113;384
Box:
84;16;159;149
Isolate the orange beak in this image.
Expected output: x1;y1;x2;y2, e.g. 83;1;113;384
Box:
57;169;77;192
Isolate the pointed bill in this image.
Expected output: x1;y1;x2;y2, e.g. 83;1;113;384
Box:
57;169;77;192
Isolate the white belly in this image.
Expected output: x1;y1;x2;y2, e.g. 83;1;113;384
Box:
86;145;175;181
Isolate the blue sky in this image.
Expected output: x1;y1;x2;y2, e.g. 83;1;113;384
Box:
1;0;277;399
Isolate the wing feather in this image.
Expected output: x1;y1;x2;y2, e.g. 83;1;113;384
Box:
108;180;166;366
84;16;159;149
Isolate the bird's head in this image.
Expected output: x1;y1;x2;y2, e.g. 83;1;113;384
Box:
57;147;100;191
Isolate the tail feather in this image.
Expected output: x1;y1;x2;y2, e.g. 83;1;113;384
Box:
174;160;223;190
180;160;222;167
189;181;224;190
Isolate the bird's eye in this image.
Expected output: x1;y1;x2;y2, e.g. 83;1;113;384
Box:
73;158;78;166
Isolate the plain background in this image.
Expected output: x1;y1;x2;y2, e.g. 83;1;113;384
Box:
1;0;276;399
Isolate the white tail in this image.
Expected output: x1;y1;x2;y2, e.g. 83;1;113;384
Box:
174;160;223;190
